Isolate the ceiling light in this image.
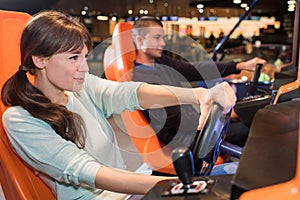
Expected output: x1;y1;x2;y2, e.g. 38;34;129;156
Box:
288;4;295;12
96;15;109;21
198;8;204;13
128;9;133;15
196;4;204;9
287;0;296;4
233;0;242;4
240;3;247;8
288;4;296;8
83;18;92;24
288;7;295;12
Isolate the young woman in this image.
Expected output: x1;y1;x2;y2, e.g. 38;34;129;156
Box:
1;10;236;199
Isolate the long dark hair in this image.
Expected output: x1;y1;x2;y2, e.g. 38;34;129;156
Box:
1;10;93;148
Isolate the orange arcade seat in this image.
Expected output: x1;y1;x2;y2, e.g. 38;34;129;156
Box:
0;10;55;200
103;22;177;175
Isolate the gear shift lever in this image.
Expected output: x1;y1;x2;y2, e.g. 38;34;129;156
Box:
161;147;214;196
247;63;263;96
171;147;194;191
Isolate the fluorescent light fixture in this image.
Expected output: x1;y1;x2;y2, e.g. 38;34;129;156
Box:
240;3;247;8
96;15;109;21
233;0;241;4
197;4;204;9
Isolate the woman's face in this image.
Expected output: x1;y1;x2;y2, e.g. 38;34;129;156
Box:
40;45;89;93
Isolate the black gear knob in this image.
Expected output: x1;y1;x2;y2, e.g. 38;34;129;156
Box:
171;147;194;188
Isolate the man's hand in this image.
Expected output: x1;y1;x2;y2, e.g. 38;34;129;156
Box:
236;57;267;71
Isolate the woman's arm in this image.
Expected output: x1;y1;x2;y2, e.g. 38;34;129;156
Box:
137;81;236;130
95;166;171;194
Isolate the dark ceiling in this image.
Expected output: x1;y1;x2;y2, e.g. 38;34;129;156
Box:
0;0;295;20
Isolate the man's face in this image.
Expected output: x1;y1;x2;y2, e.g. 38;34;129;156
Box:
139;25;166;58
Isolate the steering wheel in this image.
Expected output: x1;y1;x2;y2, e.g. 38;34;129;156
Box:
191;103;231;176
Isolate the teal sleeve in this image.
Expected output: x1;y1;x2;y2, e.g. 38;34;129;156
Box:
2;107;101;188
80;73;145;118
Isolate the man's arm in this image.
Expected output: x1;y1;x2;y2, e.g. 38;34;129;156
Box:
157;55;266;82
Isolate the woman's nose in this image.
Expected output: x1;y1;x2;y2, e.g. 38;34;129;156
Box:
79;59;89;72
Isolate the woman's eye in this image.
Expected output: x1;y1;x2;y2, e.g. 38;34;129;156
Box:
69;55;79;60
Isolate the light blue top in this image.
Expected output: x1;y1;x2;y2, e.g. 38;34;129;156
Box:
2;73;144;200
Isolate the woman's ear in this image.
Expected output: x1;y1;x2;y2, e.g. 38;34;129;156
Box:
32;56;46;70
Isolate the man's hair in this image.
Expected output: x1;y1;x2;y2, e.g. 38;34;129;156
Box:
133;16;163;29
132;16;163;44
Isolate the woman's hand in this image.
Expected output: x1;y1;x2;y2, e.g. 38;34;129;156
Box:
137;81;236;130
194;82;236;130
